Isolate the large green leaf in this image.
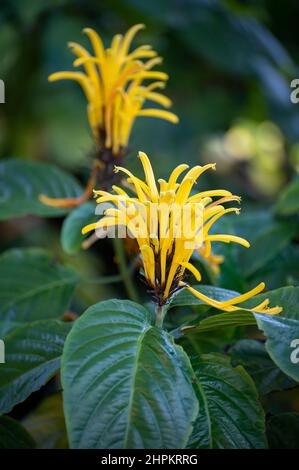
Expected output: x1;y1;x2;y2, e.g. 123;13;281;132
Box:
0;248;78;336
61;201;97;255
189;354;267;449
0;320;72;414
275;178;299;215
252;245;299;290
267;413;299;449
0;416;35;449
62;299;198;449
230;339;296;395
0;158;82;219
254;314;299;382
22;393;67;449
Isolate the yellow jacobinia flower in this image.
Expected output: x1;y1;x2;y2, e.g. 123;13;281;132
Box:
48;24;178;155
82;151;282;315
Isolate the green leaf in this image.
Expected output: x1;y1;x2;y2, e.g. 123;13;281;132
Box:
189;353;267;449
22;393;68;449
168;285;239;311
0;158;82;219
61;201;97;255
246;286;299;320
0;248;78;336
62;299;198;449
267;413;299;449
230;339;296;395
243;286;299;382
0;320;72;414
181;311;255;335
275;178;299;215
0;416;35;449
237;219;297;277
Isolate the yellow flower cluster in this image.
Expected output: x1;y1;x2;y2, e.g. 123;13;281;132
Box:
83;151;282;314
49;24;178;155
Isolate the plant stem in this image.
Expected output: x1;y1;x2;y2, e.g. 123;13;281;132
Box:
113;237;139;302
155;304;167;328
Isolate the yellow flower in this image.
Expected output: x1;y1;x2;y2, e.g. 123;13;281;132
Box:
82;151;282;316
48;24;178;155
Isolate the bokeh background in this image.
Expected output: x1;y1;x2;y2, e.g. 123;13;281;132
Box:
1;0;299;433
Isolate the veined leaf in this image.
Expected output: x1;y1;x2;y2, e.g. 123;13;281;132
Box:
245;286;299;382
169;285;255;336
181;311;255;334
61;201;97;255
189;353;267;449
0;320;72;414
62;299;198;449
168;285;239;311
0;248;78;336
22;393;67;449
275;178;299;215
0;158;82;219
254;314;299;382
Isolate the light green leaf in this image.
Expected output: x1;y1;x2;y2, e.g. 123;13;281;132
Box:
61;201;97;255
275;178;299;215
230;339;296;395
0;416;35;449
0;248;78;336
62;299;198;449
267;413;299;449
0;158;82;219
0;320;72;414
22;393;67;449
189;354;267;449
252;245;299;290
